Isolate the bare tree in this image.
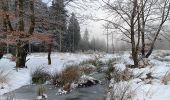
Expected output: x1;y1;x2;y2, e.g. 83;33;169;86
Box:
145;0;170;58
102;0;140;67
136;0;170;58
101;0;170;67
0;0;53;68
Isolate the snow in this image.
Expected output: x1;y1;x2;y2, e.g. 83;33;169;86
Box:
1;51;170;100
57;88;68;95
36;94;48;100
78;74;97;84
107;50;170;100
36;96;43;100
114;63;126;72
0;52;93;95
99;53;114;62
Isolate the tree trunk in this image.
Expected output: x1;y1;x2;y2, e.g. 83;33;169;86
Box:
141;31;145;57
16;43;20;69
145;2;170;58
146;23;163;58
16;0;25;68
28;0;35;35
16;41;28;68
145;44;154;58
141;0;146;58
16;0;35;68
48;44;52;65
130;0;138;67
6;14;13;31
1;0;7;32
2;17;7;32
132;50;138;67
59;32;62;52
18;0;24;31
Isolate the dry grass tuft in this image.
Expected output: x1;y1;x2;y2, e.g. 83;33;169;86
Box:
51;71;60;85
0;70;10;88
56;65;80;86
162;72;170;85
31;67;50;84
6;92;15;100
37;85;46;96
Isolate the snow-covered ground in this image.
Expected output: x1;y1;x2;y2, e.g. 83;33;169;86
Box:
1;50;170;100
107;50;170;100
0;52;105;95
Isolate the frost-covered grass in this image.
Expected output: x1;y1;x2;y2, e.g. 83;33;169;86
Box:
106;50;170;100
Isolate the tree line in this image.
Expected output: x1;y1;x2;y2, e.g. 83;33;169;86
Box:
0;0;107;68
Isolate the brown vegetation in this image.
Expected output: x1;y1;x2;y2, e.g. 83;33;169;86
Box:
56;65;80;86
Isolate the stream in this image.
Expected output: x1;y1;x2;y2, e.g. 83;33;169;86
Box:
1;73;108;100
